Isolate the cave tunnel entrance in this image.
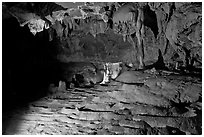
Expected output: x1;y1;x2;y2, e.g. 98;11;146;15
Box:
2;16;57;111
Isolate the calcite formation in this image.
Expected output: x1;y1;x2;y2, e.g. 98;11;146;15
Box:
100;62;123;84
3;2;202;70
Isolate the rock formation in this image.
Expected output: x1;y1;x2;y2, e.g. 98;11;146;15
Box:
2;2;202;135
3;2;202;70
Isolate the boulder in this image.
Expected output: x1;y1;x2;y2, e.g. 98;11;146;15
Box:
116;71;152;83
108;84;172;107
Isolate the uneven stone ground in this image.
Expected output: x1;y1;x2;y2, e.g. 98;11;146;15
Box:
2;70;202;135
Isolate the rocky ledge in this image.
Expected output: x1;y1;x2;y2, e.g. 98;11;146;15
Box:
3;69;202;135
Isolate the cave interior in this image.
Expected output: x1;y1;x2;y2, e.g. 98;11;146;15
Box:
2;2;202;135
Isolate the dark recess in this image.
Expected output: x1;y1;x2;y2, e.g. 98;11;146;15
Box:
143;4;159;38
3;16;56;111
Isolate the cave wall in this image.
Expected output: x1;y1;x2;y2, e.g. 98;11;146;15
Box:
54;29;137;65
3;2;202;71
42;2;201;70
165;3;202;68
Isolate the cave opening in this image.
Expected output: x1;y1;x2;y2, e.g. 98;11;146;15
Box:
143;4;159;38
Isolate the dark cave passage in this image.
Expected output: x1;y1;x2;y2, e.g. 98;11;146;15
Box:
143;4;159;38
2;17;57;110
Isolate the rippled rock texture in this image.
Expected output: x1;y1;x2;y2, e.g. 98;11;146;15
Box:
3;68;201;135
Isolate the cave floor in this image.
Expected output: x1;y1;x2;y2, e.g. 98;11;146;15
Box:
2;70;202;135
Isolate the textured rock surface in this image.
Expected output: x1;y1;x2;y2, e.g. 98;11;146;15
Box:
3;2;202;70
2;2;202;135
51;62;104;87
3;70;202;135
165;3;202;68
115;71;152;83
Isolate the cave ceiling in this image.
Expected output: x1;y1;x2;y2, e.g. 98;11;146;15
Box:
2;2;115;35
2;2;202;70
